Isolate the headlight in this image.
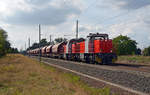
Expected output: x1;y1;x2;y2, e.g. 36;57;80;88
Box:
110;50;112;53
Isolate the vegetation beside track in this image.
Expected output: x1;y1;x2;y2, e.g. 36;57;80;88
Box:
0;29;18;57
0;54;111;95
117;55;150;64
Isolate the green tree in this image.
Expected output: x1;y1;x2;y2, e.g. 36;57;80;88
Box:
113;35;137;55
54;38;67;44
5;41;11;52
0;29;18;56
143;46;150;56
27;39;49;50
0;29;9;57
8;48;19;53
31;43;39;49
40;38;48;47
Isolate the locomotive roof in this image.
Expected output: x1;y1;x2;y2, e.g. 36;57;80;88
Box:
87;33;108;38
68;38;85;44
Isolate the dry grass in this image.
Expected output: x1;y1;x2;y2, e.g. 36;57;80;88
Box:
0;54;111;95
117;55;150;64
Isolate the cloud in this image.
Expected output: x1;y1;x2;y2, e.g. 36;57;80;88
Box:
79;24;93;32
144;19;150;25
1;0;150;50
0;23;12;29
26;0;51;5
1;0;82;25
117;0;150;10
70;24;104;38
106;21;137;38
0;0;32;16
105;13;150;48
99;0;150;10
78;24;103;32
4;6;80;25
0;0;84;49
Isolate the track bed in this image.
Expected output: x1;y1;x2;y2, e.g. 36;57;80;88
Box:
31;56;150;95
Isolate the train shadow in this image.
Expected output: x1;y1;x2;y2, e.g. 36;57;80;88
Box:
107;63;146;68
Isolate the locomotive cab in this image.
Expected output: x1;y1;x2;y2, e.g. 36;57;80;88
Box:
86;33;117;64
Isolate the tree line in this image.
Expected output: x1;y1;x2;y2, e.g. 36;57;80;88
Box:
112;35;141;55
0;29;19;57
112;35;150;56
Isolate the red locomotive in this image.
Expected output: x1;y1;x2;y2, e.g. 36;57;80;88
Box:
27;33;117;64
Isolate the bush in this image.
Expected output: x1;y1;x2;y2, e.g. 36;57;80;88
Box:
113;35;138;55
143;46;150;56
0;29;18;57
0;29;7;57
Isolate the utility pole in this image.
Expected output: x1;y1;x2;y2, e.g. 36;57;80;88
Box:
50;35;52;45
76;20;79;39
28;38;30;56
28;38;30;49
39;24;41;62
24;42;27;51
25;43;26;50
25;42;26;55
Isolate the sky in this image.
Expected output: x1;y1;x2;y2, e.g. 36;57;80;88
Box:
0;0;150;50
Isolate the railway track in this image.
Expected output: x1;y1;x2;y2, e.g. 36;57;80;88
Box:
31;56;150;95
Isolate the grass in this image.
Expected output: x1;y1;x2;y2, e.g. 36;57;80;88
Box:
0;54;112;95
117;55;150;64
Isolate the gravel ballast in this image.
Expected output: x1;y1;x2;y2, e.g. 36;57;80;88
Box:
39;57;150;94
